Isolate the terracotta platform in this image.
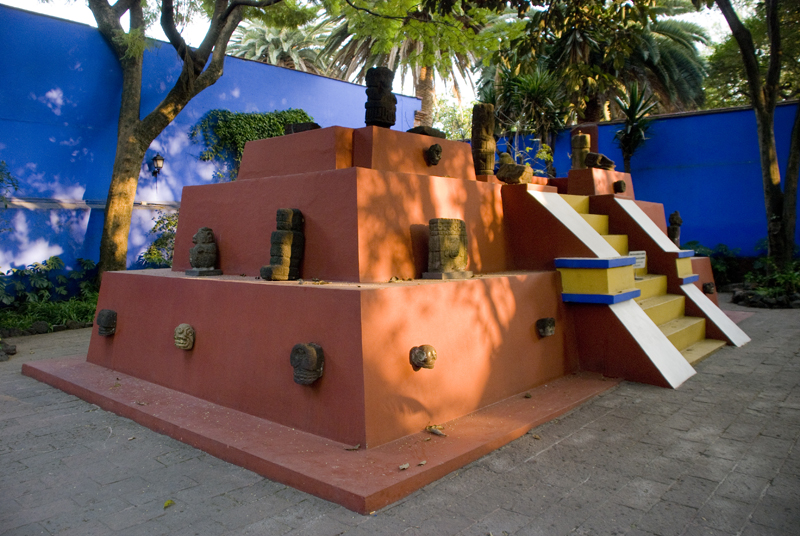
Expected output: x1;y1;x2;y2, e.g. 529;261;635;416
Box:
22;357;618;514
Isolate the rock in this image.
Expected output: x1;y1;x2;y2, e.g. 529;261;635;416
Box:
31;321;49;334
776;295;789;307
496;163;533;184
66;320;84;330
791;300;800;309
584;152;615;170
764;297;777;307
1;343;16;355
406;126;447;139
0;352;8;362
52;324;67;332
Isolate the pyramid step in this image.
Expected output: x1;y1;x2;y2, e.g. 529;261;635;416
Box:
634;274;667;300
681;339;727;365
603;234;629;256
659;316;706;351
580;213;609;234
560;194;590;213
638;294;685;325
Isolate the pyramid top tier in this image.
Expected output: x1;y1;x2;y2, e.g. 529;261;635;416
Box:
238;126;477;182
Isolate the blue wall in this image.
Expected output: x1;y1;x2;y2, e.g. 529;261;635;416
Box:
552;102;800;256
0;5;420;270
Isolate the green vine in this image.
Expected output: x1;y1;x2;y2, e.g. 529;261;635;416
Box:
190;108;314;181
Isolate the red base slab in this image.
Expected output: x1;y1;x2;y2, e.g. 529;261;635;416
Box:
567;168;635;199
22;357;618;514
691;256;720;306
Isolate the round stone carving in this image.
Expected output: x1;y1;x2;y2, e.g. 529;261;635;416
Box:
290;343;324;385
97;309;117;337
410;344;437;371
174;323;195;350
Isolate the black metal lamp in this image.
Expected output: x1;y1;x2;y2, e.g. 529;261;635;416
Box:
152;153;165;177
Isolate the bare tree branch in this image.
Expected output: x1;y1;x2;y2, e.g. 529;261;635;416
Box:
161;0;194;65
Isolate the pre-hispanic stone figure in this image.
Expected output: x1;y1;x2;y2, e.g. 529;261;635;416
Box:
571;131;590;170
174;323;195;350
585;152;616;170
186;227;223;276
409;344;437;371
290;343;324;385
471;103;496;175
423;218;472;279
97;309;117;337
536;318;556;338
261;209;305;281
496;163;533;184
613;180;627;193
364;67;396;128
668;211;682;247
424;144;443;166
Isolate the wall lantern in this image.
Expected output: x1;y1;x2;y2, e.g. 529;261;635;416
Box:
152;153;165;177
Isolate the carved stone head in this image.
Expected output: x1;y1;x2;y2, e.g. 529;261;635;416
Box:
613;180;627;193
290;343;324;385
409;344;437;371
669;211;682;227
97;309;117;337
536;317;556;338
424;144;443;166
703;282;716;294
174;323;195;350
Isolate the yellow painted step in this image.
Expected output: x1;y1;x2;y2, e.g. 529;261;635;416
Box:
635;274;667;300
603;234;629;255
561;194;590;213
580;213;609;234
681;339;727;365
638;294;685;325
659;316;706;351
676;257;695;278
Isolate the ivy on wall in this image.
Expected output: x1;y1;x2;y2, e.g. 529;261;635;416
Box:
190;108;314;181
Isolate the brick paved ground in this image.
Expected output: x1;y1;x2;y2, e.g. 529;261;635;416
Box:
1;294;798;535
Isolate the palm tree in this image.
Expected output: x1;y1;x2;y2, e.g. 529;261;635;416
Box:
613;82;657;173
228;20;328;75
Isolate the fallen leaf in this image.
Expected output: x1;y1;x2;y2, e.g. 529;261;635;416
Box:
425;425;447;437
163;499;175;509
418;460;427;466
135;401;148;406
524;392;532;398
532;434;541;440
127;437;135;441
345;444;360;451
399;463;410;470
423;437;431;442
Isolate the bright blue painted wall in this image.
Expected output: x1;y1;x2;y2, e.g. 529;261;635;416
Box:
553;102;799;256
0;6;420;270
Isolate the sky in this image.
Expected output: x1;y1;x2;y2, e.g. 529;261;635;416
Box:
1;0;733;102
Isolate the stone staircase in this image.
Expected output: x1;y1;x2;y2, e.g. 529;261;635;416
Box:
561;194;727;366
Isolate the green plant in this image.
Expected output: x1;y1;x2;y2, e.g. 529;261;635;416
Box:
139;210;179;267
613;82;657;174
190;108;314;181
745;258;800;296
684;241;741;287
0;257;98;308
0;160;18;208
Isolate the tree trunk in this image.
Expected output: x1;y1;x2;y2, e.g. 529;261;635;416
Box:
414;65;434;127
623;154;632;174
583;94;602;123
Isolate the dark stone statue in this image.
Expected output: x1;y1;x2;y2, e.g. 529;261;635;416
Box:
365;67;397;128
423;218;472;279
424;144;443;166
613;180;627;193
174;323;195;350
496;163;533;185
186;227;223;276
571;131;590;170
409;344;437;371
668;211;682;247
97;309;117;337
290;343;324;385
471;104;496;175
407;126;447;139
703;282;716;295
261;209;305;281
284;122;321;135
536;318;556;338
584;152;615;170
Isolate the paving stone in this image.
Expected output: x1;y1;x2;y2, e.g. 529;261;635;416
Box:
634;500;698;536
748;494;800;533
611;477;670;511
715;472;770;503
661;475;719;508
695;496;753;533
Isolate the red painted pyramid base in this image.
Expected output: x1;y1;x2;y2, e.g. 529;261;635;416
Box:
23;357;619;514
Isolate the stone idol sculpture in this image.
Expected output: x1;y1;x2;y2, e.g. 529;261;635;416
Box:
186;227;222;276
571;130;590;170
423;218;472;279
424;144;443;166
174;324;195;351
585;152;615;170
536;318;556;338
409;344;437;371
97;309;117;337
365;67;396;128
496;163;533;185
261;209;305;281
668;211;682;247
471;103;496;176
290;343;324;385
613;180;627;193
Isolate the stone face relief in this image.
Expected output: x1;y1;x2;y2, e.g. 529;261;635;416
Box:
290;343;324;385
97;309;117;336
424;144;443;166
571;131;590;170
585;152;615;170
613;180;627;193
427;219;468;273
536;318;556;338
174;323;195;350
668;210;682;247
409;344;437;371
365;67;397;128
471;103;496;175
703;282;716;294
186;227;223;276
261;209;305;281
